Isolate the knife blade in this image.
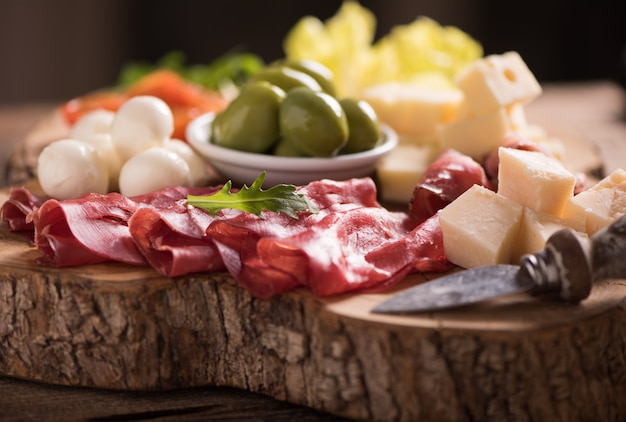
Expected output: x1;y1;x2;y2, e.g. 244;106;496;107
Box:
373;214;626;314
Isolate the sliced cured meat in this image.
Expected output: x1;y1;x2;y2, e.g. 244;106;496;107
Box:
0;187;48;232
207;179;450;299
33;192;145;266
128;186;225;277
4;178;451;298
409;149;493;223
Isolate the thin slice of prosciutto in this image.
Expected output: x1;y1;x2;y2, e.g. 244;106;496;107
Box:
33;192;145;266
0;187;48;232
128;186;225;277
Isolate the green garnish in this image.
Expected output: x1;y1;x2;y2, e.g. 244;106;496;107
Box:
117;50;265;90
187;172;318;219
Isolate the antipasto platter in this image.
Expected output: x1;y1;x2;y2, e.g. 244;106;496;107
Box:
2;3;626;421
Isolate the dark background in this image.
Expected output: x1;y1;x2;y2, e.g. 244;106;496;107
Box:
1;0;624;104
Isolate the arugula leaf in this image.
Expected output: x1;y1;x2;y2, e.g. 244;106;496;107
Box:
187;172;318;219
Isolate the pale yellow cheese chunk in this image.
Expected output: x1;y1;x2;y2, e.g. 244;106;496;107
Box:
361;82;463;141
562;169;626;235
439;185;524;268
376;144;438;203
437;108;512;160
454;51;542;117
511;207;573;263
497;147;576;217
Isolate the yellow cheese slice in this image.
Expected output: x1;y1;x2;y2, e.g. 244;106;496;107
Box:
439;184;524;268
497;147;576;217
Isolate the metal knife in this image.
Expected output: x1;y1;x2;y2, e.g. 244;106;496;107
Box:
372;214;626;314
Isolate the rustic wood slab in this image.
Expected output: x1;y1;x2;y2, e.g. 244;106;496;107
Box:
2;82;626;421
2;216;626;422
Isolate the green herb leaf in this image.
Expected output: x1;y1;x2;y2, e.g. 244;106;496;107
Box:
117;50;265;91
187;172;318;219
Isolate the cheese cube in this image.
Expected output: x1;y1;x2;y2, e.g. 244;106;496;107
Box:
455;51;542;117
376;144;438;203
361;82;463;140
562;169;626;235
439;185;523;268
506;103;528;132
511;208;572;263
497;147;576;217
437;108;512;160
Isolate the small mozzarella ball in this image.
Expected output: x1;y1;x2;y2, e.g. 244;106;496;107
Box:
79;133;123;192
162;138;210;186
70;109;115;143
70;110;121;189
110;95;174;161
118;147;192;197
37;139;109;200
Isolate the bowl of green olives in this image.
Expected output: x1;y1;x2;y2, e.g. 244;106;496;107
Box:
186;59;398;186
187;110;397;187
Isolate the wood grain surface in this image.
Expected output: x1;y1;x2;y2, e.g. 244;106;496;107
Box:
1;81;626;422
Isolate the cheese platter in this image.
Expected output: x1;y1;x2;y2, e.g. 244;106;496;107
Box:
2;85;626;421
2;2;626;420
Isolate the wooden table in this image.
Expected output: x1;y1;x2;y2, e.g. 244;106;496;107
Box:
0;81;625;422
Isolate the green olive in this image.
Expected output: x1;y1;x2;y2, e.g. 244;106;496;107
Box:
271;59;336;96
273;137;309;157
249;66;322;93
212;81;285;153
280;87;348;157
339;98;382;154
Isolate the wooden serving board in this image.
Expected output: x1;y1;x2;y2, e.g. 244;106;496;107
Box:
2;82;626;421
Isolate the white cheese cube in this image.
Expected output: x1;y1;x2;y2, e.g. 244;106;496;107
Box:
497;147;576;217
511;208;572;263
376;144;438;203
361;82;463;140
562;169;626;235
455;51;542;117
439;184;524;268
437;108;512;160
506;103;528;132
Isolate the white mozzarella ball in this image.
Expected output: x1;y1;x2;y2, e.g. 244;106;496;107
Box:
79;133;123;192
118;147;192;197
37;139;109;200
162;138;210;186
110;96;174;161
69;110;121;190
70;109;115;143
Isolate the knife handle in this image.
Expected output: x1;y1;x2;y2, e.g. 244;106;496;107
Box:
519;214;626;303
519;227;592;302
590;214;626;281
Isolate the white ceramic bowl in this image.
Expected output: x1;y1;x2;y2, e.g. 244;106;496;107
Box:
186;112;398;187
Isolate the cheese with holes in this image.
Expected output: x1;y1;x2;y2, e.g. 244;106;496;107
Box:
439;184;523;268
454;51;542;117
376;143;438;203
511;208;573;263
361;82;463;142
497;147;576;217
562;169;626;235
437;108;512;160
